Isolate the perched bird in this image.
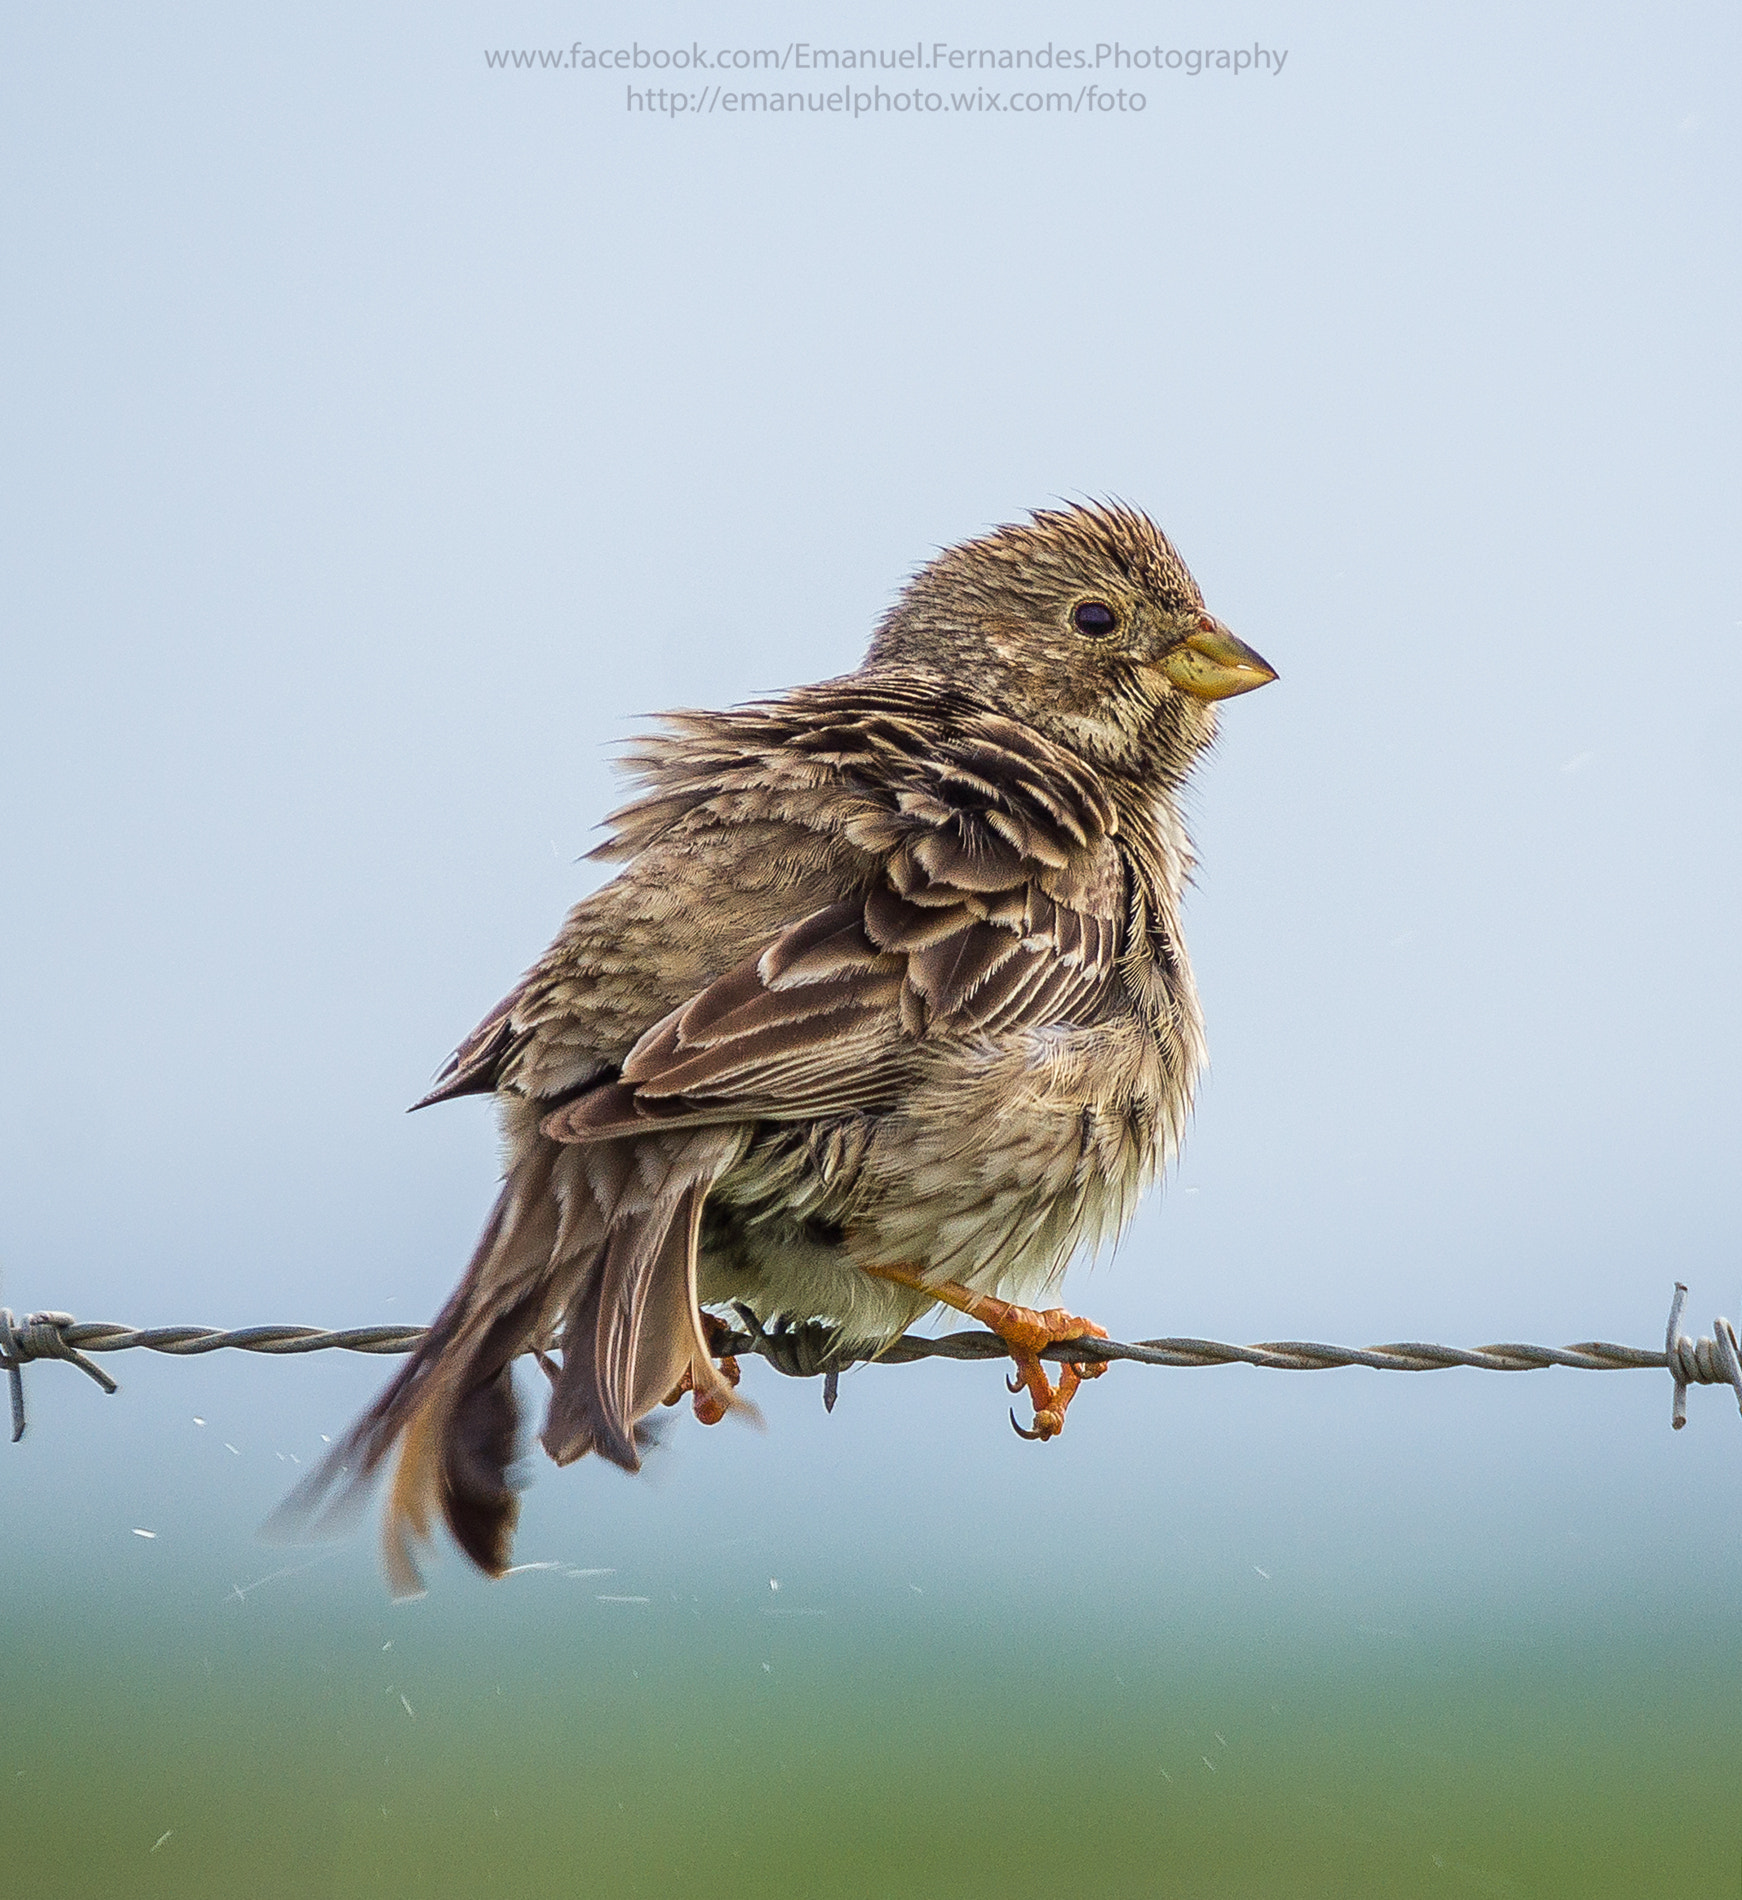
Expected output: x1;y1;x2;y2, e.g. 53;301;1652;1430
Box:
275;501;1275;1594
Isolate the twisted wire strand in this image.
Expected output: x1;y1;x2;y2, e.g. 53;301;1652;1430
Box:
3;1282;1738;1444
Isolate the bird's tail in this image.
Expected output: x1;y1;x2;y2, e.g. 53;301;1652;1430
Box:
263;1127;749;1595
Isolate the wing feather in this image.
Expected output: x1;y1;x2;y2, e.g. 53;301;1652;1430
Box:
428;688;1130;1142
540;732;1126;1141
411;982;529;1109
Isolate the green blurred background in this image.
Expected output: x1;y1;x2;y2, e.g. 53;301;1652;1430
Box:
8;1336;1742;1898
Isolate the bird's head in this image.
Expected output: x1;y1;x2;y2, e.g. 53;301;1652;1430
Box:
864;501;1276;782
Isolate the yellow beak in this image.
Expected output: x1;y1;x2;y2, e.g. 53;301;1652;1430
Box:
1158;618;1278;701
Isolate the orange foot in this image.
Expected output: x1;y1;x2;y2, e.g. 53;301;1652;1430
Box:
663;1314;743;1426
864;1265;1109;1442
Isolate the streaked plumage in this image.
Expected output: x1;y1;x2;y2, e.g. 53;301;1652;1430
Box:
272;501;1274;1593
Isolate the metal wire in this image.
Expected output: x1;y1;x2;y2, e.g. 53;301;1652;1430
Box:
3;1282;1739;1445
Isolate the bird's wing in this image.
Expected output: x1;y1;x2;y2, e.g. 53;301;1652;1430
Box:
415;687;1132;1126
540;721;1129;1141
412;983;530;1109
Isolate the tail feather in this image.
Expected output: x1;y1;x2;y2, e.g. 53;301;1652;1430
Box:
266;1142;570;1593
384;1295;537;1589
266;1125;750;1594
543;1174;740;1469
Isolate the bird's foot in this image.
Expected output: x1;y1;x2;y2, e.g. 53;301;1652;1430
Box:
663;1314;742;1426
688;1354;741;1426
977;1294;1109;1441
863;1265;1108;1442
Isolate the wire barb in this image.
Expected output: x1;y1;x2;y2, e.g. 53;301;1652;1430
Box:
1;1307;119;1443
1664;1281;1742;1431
0;1286;1739;1444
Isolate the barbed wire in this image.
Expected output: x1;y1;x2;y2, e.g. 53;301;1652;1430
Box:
3;1282;1739;1446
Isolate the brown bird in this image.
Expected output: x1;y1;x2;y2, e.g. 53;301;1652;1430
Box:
274;501;1275;1594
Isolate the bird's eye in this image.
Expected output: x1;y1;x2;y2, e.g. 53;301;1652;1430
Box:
1072;600;1118;637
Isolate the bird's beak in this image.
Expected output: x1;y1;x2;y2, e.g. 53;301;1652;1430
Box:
1157;616;1278;701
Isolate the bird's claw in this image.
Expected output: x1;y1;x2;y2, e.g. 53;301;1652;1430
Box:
987;1303;1109;1443
860;1266;1109;1444
1008;1402;1069;1441
662;1349;741;1426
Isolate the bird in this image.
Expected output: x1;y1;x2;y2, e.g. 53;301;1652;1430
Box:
272;500;1276;1595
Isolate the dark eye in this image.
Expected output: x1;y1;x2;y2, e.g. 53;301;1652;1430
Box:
1072;600;1118;637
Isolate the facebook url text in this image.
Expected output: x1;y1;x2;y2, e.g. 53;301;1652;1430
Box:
483;41;1290;80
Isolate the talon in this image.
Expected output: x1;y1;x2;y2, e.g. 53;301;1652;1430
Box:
690;1350;742;1425
863;1263;1109;1444
691;1388;730;1427
670;1339;742;1425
